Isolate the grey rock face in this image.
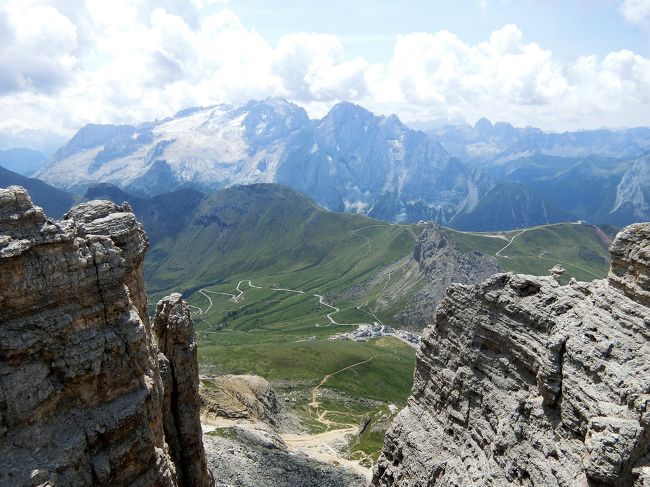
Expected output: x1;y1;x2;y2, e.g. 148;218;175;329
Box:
199;372;365;485
201;374;287;428
393;224;502;328
0;186;212;487
154;293;214;487
277;102;489;224
204;432;365;487
373;223;650;486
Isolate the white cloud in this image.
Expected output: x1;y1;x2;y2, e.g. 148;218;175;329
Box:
0;1;649;137
0;4;78;95
364;24;650;130
273;33;368;101
620;0;650;27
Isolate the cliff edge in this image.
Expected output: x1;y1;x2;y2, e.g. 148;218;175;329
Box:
0;186;212;486
373;223;650;486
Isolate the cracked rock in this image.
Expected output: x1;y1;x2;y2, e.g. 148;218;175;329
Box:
373;223;650;486
0;186;212;487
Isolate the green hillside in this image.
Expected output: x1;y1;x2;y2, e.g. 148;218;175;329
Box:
92;182;612;460
448;222;611;282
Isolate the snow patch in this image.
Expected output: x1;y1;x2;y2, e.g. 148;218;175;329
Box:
343;199;370;213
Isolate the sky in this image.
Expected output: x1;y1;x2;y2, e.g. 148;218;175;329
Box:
1;0;650;143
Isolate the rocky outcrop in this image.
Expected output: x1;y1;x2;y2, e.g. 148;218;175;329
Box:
203;431;366;487
200;374;286;428
393;224;502;328
154;294;213;487
0;186;212;486
199;375;366;485
373;222;650;486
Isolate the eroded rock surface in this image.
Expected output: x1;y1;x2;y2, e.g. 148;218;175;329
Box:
0;186;211;486
204;429;365;487
154;294;213;487
201;374;287;428
394;223;502;328
373;222;650;486
200;375;366;486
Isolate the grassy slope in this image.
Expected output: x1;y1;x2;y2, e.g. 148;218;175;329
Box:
142;184;611;459
147;187;419;297
448;223;611;282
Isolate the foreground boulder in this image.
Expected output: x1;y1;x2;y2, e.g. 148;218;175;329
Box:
0;186;212;486
373;223;650;486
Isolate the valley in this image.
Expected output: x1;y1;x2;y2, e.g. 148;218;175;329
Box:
0;174;616;478
133;184;612;472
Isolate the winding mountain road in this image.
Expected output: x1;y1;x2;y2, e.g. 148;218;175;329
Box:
495;229;527;258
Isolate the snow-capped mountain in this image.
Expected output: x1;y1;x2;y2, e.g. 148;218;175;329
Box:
37;98;490;224
37;98;650;227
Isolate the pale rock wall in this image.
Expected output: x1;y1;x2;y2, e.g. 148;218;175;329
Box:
373;223;650;486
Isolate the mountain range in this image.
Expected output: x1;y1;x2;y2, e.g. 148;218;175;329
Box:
7;98;647;230
0;148;46;176
0;164;74;217
36;99;488;225
432;119;650;227
433;118;650;164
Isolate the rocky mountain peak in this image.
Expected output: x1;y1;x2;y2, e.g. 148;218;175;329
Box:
53;123;138;160
393;224;502;328
373;222;650;486
238;97;310;143
474;116;493;134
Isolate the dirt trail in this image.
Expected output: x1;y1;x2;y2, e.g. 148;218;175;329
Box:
495;228;527;257
282;429;371;482
309;355;377;409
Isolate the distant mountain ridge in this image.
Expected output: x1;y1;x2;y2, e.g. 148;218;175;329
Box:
433;117;650;164
0;165;74;217
433;119;650;226
36;99;490;225
32;99;650;228
0;148;46;176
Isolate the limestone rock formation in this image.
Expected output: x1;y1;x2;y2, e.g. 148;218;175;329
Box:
199;375;365;485
0;186;212;486
154;294;213;487
394;223;502;328
200;374;286;428
203;430;366;487
373;222;650;486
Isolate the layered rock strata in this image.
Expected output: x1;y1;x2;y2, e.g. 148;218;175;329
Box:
200;374;286;427
373;222;650;486
0;186;211;486
154;294;213;487
393;224;502;328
